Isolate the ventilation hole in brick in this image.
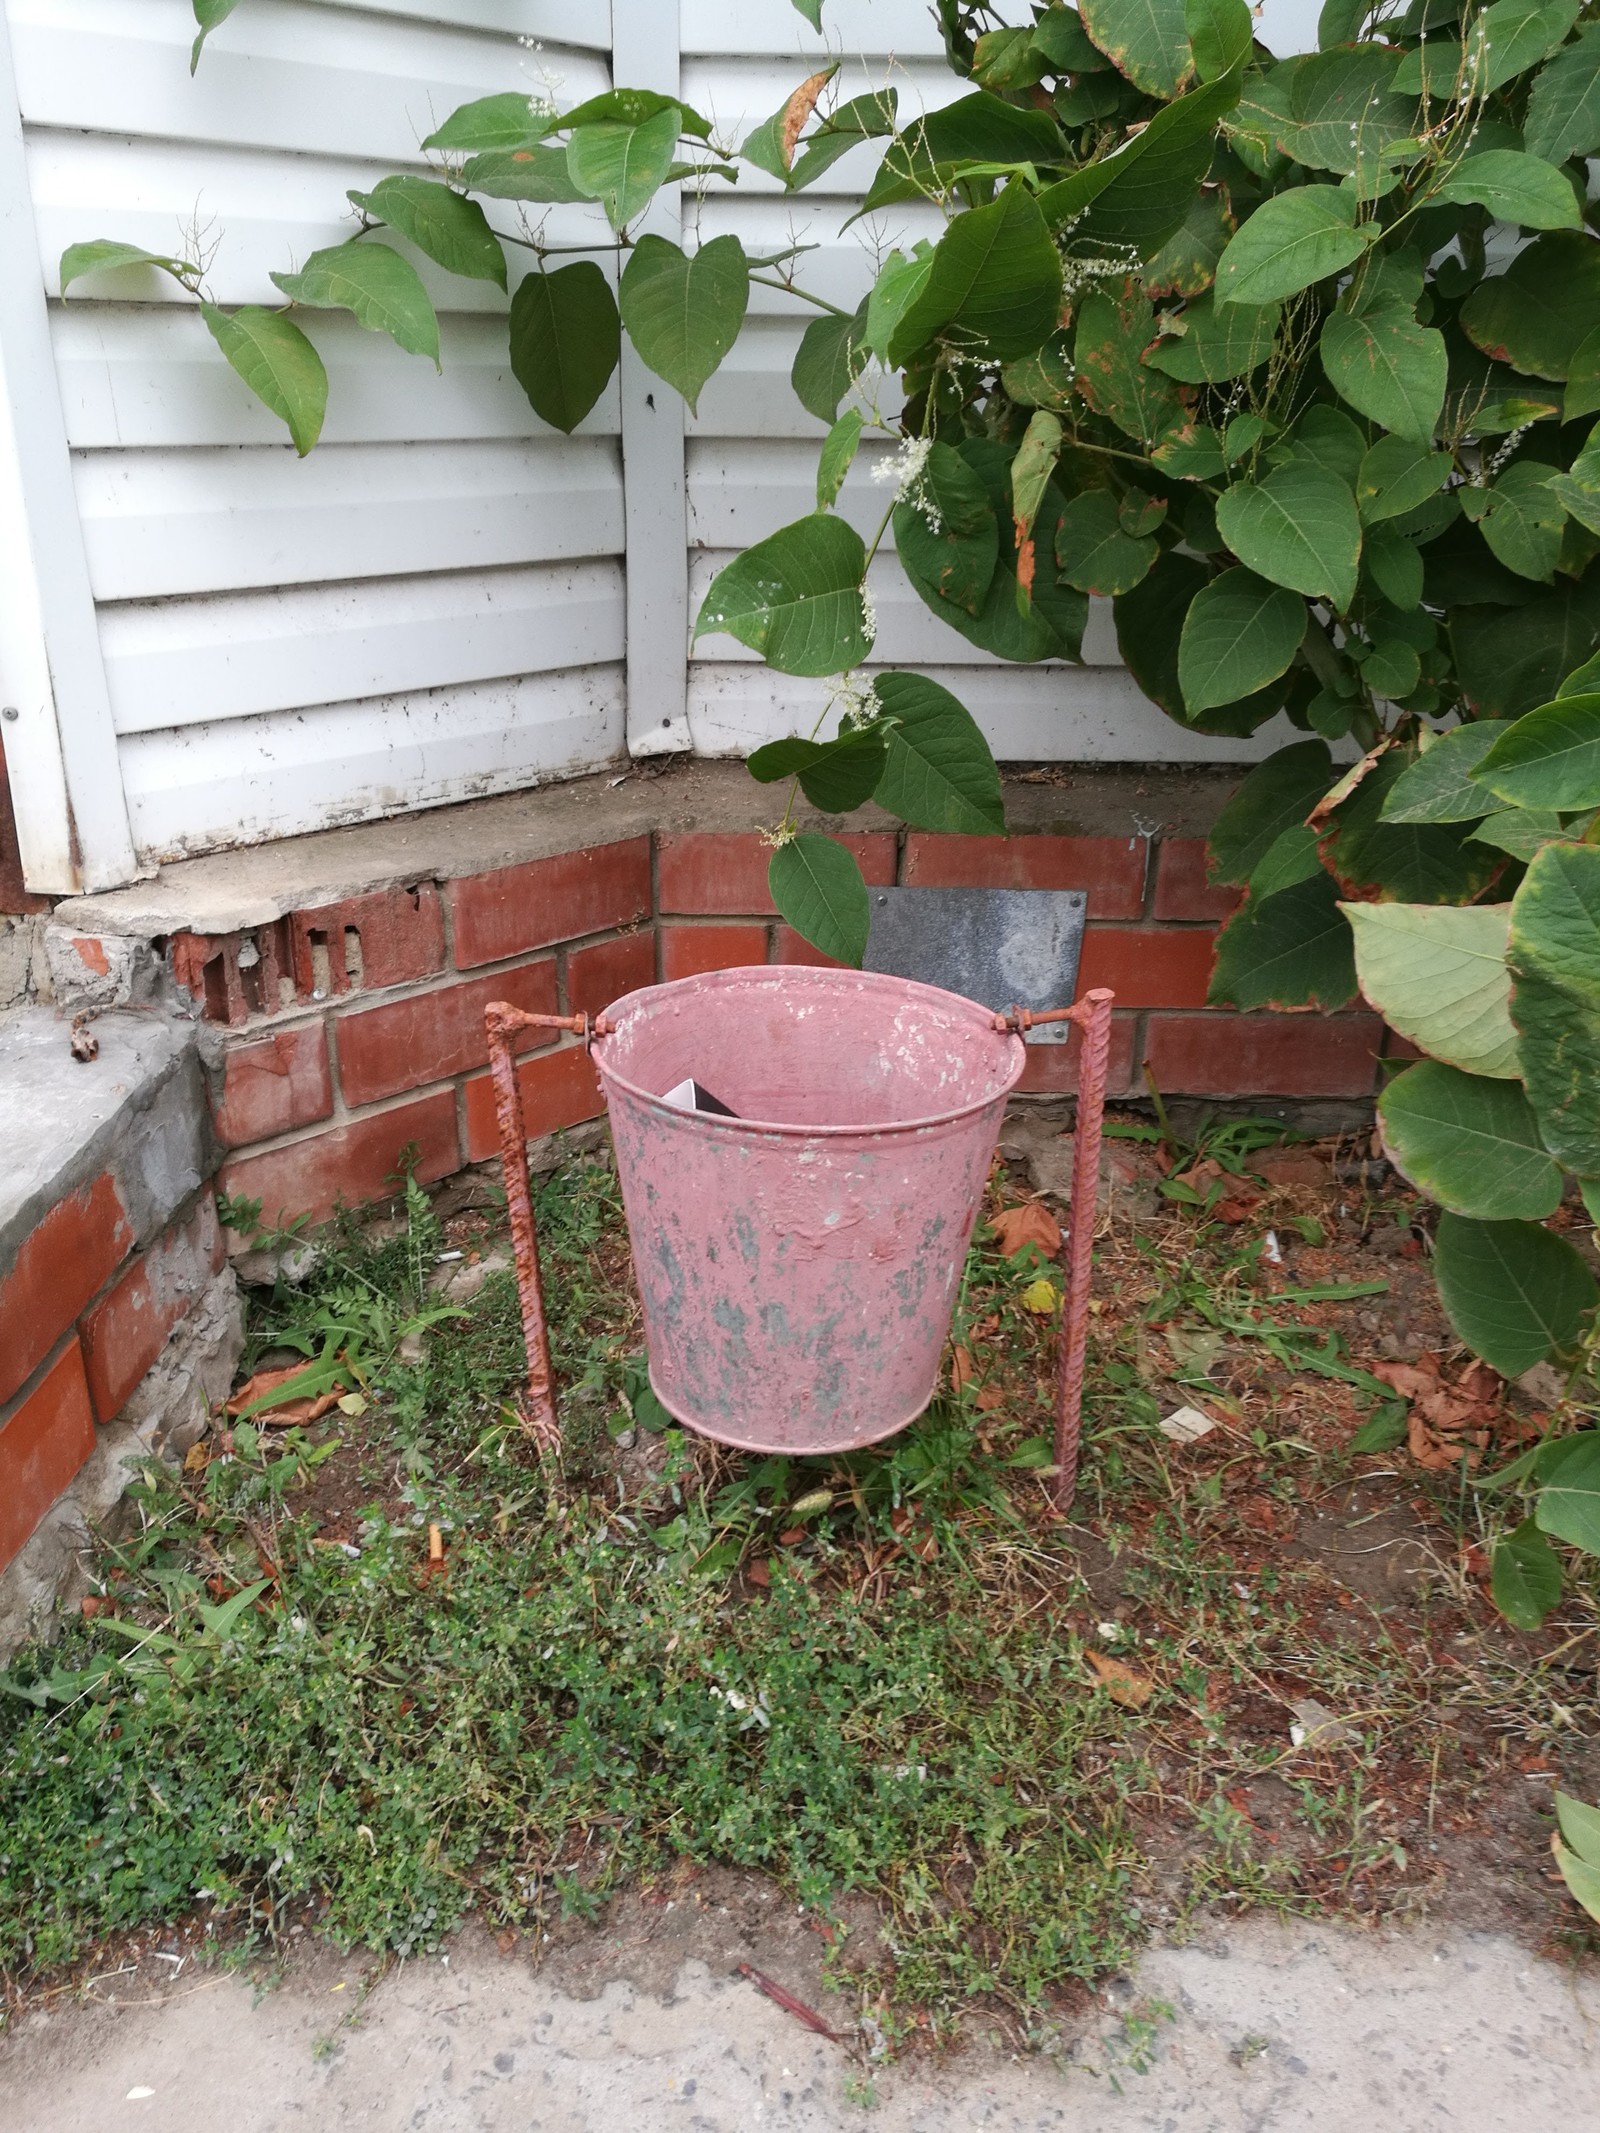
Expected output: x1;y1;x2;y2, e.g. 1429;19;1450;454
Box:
201;953;232;1023
238;934;269;1017
307;932;332;1000
343;927;365;989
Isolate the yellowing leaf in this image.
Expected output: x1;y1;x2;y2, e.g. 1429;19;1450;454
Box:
1020;1278;1060;1315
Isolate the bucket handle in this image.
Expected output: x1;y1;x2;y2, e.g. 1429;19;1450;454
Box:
484;988;1116;1508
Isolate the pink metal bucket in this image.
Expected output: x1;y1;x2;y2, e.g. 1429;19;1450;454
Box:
592;966;1026;1454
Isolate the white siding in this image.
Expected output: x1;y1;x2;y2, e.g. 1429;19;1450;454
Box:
4;0;1331;881
10;0;625;864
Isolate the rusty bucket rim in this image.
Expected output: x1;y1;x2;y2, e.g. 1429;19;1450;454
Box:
592;963;1026;1140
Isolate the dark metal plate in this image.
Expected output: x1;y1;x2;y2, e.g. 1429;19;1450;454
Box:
863;887;1087;1043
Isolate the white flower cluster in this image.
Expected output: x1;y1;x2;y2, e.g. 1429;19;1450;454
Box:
870;433;935;499
835;676;882;730
1060;244;1142;299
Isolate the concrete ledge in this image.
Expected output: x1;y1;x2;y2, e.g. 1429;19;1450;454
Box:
53;761;1244;940
0;1008;214;1274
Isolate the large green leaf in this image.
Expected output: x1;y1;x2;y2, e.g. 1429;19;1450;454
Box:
1460;232;1600;382
1508;838;1600;1010
1382;723;1512;823
893;443;999;618
1114;551;1289;732
1325;754;1505;901
1178;568;1305;714
60;240;195;292
508;263;620;434
566;106;681;230
695;514;871;676
1524;22;1600;164
1452;574;1600;719
348;178;506;289
1215;462;1362;611
1491;1520;1563;1630
1356;436;1453;526
423;94;544;153
769;834;870;966
1378;1061;1562;1219
1146;293;1280;382
1208;872;1357;1009
1478;464;1567;583
1342;901;1518;1076
1431;149;1583;232
198;304;326;456
1556;1788;1600;1863
1511;966;1600;1176
1055;490;1158;597
1283;43;1418;183
618;235;748;415
872;673;1005;834
1185;0;1252;80
1208;740;1335;884
551;89;710;141
1079;0;1193;96
1215;186;1373;308
1434;1214;1599;1375
1073;292;1187;446
1471;808;1573;862
1476;693;1600;810
271;242;439;364
746;727;886;813
1537;1430;1600;1553
460;147;584;202
1321;303;1447;445
1074;71;1245;258
888;184;1062;366
791;301;870;424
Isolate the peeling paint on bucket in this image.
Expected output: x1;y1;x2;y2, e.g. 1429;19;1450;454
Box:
593;965;1025;1455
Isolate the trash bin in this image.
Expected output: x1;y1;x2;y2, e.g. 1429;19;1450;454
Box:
591;965;1025;1454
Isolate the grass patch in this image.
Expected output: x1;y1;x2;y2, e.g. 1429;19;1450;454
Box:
2;1136;1595;2024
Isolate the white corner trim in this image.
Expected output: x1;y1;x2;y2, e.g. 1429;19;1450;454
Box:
0;5;136;894
615;0;691;758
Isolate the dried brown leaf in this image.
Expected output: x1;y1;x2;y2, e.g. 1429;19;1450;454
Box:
1086;1649;1154;1708
989;1202;1062;1258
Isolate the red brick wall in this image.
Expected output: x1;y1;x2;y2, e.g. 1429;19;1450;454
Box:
0;1183;222;1576
165;822;1393;1235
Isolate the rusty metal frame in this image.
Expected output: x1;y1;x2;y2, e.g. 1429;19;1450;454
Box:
483;1004;597;1454
487;985;1115;1508
993;987;1115;1513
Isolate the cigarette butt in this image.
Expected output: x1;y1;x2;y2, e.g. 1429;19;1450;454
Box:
428;1523;443;1562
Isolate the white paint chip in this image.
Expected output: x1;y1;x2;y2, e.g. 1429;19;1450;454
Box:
126;2089;155;2101
1160;1405;1217;1444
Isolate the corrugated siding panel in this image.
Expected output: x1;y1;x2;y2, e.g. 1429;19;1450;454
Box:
12;0;625;863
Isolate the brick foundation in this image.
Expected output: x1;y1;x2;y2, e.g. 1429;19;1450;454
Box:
121;802;1399;1231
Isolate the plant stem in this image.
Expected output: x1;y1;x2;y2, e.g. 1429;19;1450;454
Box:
751;273;851;317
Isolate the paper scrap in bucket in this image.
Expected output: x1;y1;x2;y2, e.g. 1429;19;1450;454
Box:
661;1078;738;1117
